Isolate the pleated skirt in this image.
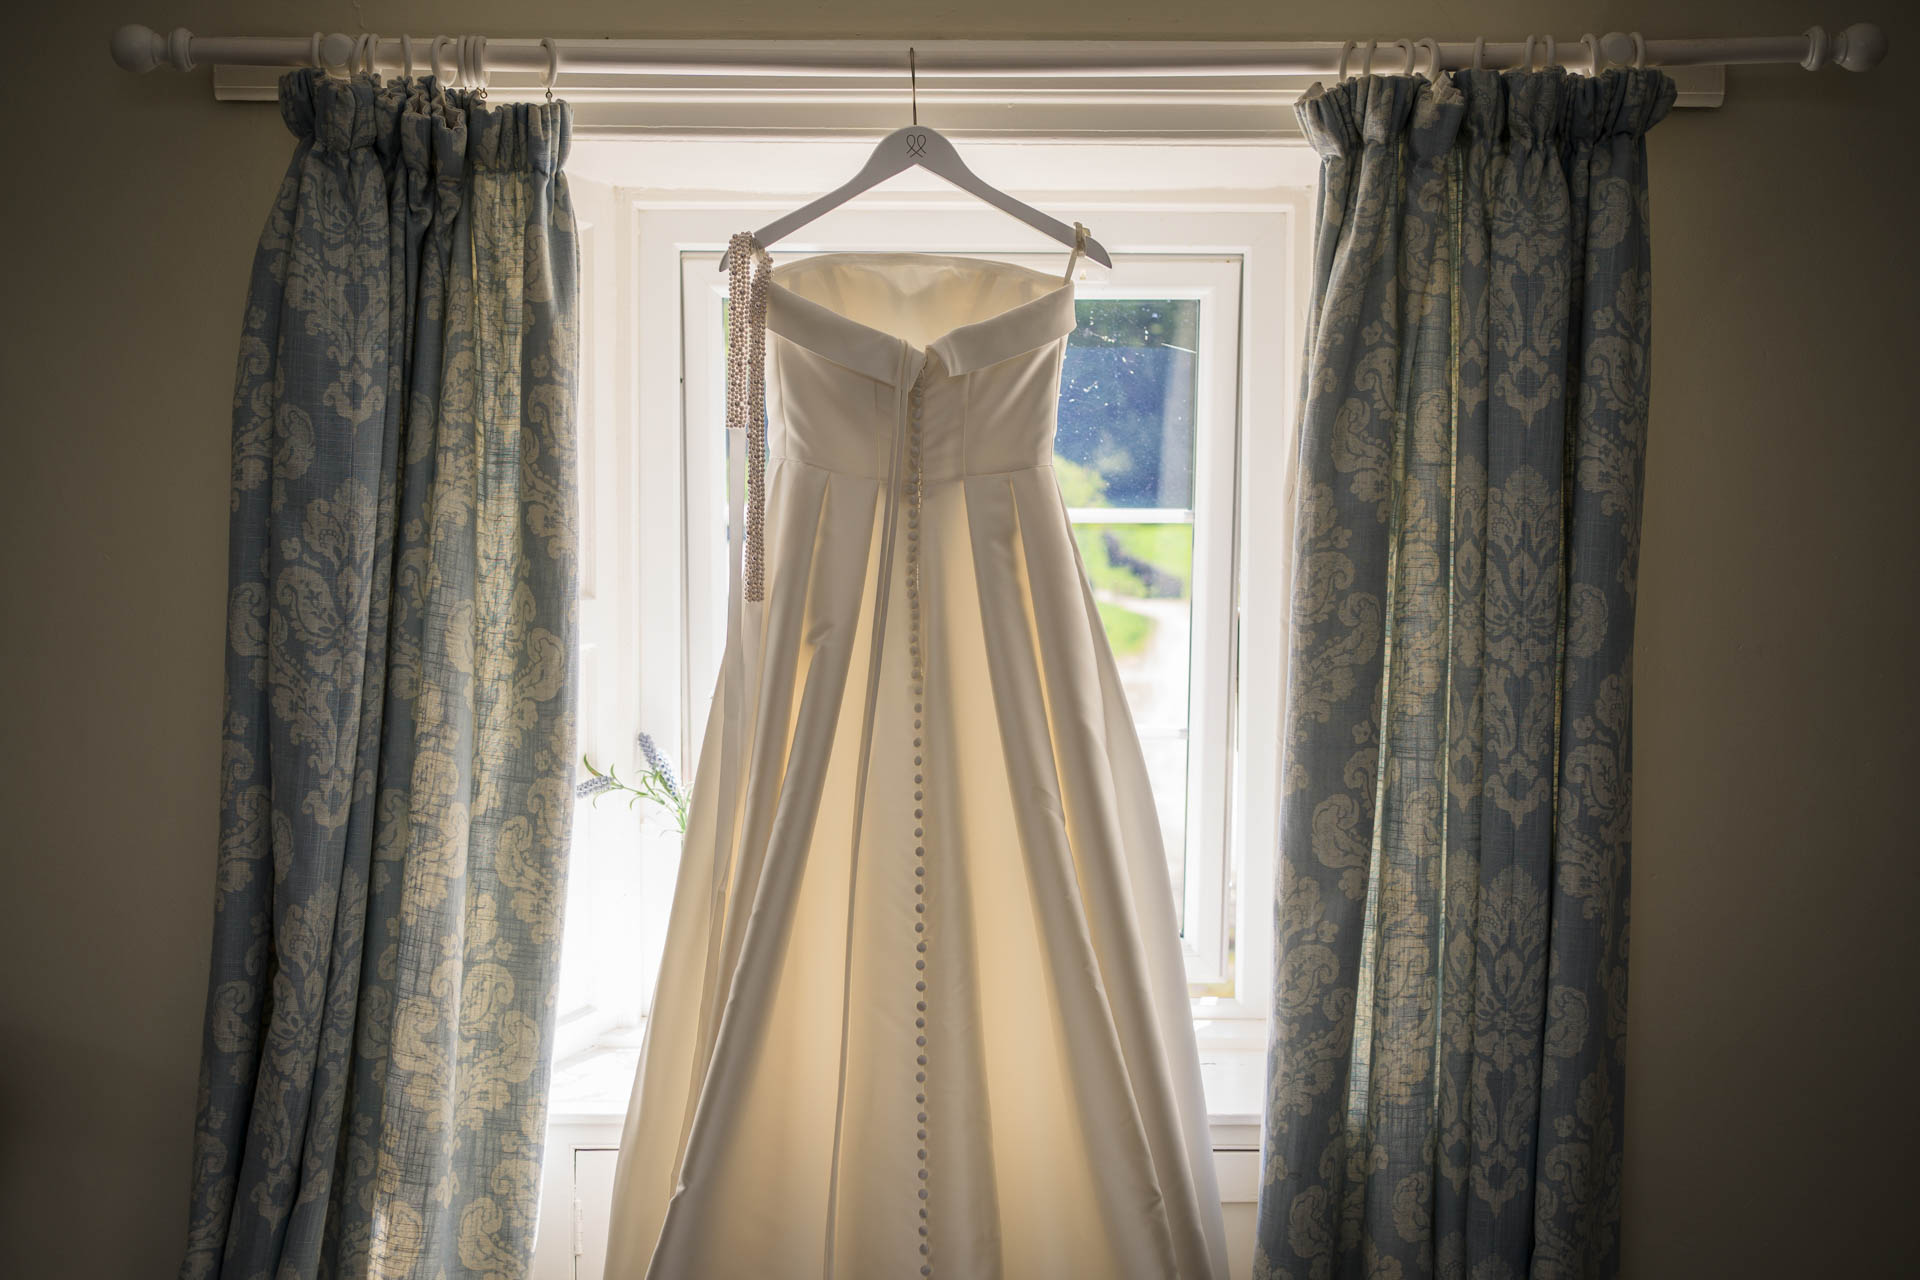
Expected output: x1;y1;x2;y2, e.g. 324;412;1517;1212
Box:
603;455;1228;1280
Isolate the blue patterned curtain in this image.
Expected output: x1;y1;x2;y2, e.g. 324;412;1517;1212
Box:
181;70;578;1279
1258;68;1673;1279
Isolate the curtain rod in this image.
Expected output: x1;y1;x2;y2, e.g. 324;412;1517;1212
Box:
110;27;1887;81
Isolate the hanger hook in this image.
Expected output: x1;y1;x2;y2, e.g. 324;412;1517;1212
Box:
1064;221;1090;282
541;37;559;102
909;46;918;126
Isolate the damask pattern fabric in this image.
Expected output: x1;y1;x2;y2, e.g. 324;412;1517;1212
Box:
1257;68;1673;1279
180;70;578;1280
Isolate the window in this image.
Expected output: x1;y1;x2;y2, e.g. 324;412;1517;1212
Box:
1066;293;1211;948
551;149;1312;1145
535;134;1313;1280
1057;265;1241;996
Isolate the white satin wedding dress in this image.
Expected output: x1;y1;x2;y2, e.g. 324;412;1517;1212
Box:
603;241;1228;1280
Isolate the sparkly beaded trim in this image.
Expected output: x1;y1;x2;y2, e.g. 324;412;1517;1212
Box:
724;232;771;603
906;361;932;1276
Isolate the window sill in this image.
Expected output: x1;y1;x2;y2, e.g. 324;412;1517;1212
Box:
549;1040;647;1125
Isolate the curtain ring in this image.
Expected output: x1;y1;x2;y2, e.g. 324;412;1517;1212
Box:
309;31;323;70
1517;35;1537;71
1579;32;1600;74
357;32;378;78
1801;25;1829;71
541;37;560;101
1359;38;1377;77
1335;39;1354;81
1471;36;1486;72
432;35;455;85
1630;31;1647;69
470;34;489;99
1541;35;1556;71
1392;39;1414;76
1416;38;1441;79
400;33;415;80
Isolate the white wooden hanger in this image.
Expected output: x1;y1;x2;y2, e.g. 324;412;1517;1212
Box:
719;48;1112;272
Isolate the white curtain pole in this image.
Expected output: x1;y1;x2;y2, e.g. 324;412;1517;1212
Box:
109;25;1888;80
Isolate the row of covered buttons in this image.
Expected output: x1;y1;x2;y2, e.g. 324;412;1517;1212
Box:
906;364;931;1275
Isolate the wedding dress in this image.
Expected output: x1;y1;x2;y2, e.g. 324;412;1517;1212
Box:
603;237;1228;1280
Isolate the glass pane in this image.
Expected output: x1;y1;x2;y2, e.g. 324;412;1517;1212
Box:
1056;300;1199;509
1073;521;1193;913
1138;734;1191;909
1073;522;1193;725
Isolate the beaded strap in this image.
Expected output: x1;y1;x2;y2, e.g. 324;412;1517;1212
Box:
725;232;772;603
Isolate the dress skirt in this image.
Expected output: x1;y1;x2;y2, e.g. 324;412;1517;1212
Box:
602;250;1228;1280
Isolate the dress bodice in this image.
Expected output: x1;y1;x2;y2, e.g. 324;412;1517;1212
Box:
764;253;1077;482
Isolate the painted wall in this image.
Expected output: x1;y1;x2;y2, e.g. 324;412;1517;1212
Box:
2;1;1913;1275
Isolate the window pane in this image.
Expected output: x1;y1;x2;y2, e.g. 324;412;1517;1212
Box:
1057;300;1199;509
1137;734;1191;909
1072;521;1193;913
